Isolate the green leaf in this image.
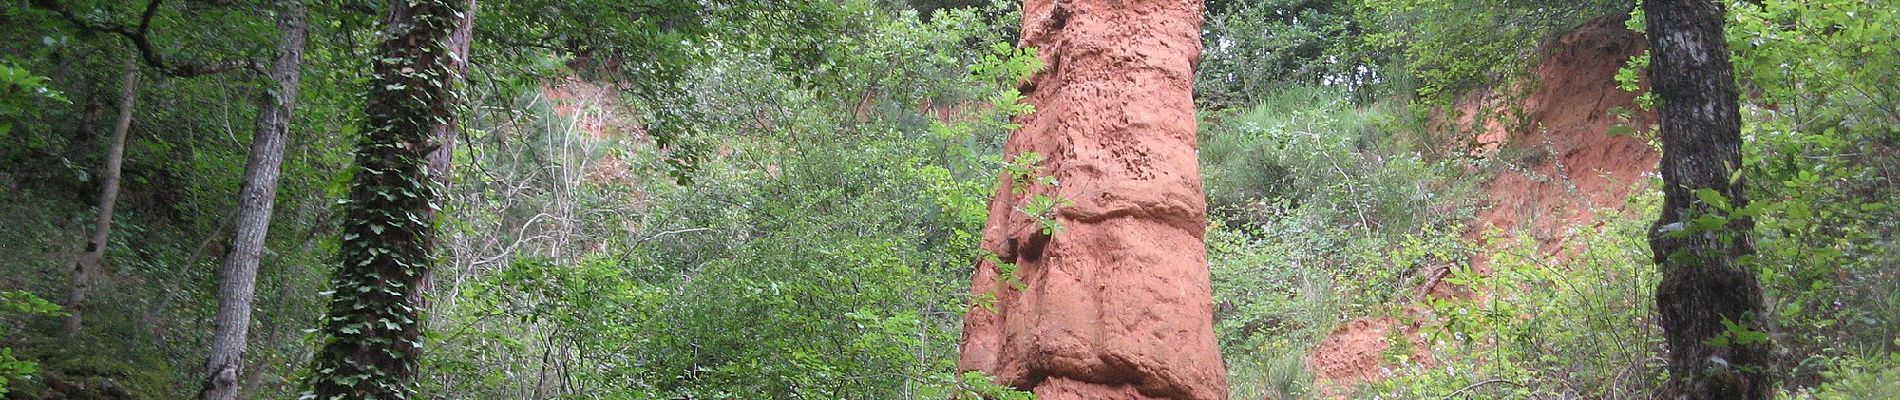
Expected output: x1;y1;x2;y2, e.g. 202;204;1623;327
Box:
1696;188;1731;212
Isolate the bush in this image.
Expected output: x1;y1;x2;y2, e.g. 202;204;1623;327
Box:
1364;191;1665;399
1202;85;1476;400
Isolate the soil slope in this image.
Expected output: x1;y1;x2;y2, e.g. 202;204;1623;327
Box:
1305;15;1659;397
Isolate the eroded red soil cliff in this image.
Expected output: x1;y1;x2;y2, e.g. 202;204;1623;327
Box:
1306;15;1660;397
957;0;1228;398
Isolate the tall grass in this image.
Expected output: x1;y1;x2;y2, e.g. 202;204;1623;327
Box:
1199;85;1473;234
1201;85;1477;399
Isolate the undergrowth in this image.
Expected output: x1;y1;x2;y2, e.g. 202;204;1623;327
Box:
1203;85;1477;400
1364;191;1665;399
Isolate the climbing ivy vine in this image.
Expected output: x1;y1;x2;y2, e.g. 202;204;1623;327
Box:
307;1;469;398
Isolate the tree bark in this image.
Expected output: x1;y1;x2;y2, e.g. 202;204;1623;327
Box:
428;0;474;184
1643;1;1772;399
198;2;306;399
61;55;140;337
308;0;472;398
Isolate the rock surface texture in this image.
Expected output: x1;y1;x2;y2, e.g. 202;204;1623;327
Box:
957;1;1227;399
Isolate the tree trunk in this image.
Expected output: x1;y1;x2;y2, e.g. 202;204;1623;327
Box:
61;55;140;337
198;2;306;399
957;0;1228;398
428;0;474;184
308;0;472;398
1643;1;1772;399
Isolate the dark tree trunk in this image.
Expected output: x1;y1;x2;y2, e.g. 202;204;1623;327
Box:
307;0;472;398
1643;1;1772;399
199;2;306;399
61;55;140;337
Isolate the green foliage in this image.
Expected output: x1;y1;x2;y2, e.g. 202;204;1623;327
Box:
1019;193;1070;236
1796;349;1900;400
983;253;1027;291
0;290;60;395
1199;85;1475;233
1318;1;1900;397
1201;84;1476;399
1358;0;1625;102
1614;49;1656;111
0;0;1894;399
1002;151;1052;195
1728;0;1900;139
971;42;1043;88
1198;0;1373;106
1002;151;1070;236
1366;194;1666;399
1706;318;1773;348
1721;1;1900;387
0;62;68;136
0;291;60;317
1206;220;1330;399
954;371;1035;400
0;2;354;398
0;349;34;396
420;2;1040;398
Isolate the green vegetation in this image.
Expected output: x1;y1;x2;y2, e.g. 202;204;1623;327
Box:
0;0;1893;399
1202;83;1476;400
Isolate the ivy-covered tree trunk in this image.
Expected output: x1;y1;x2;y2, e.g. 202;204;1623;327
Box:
308;0;471;398
199;2;306;399
1643;1;1772;399
61;55;140;337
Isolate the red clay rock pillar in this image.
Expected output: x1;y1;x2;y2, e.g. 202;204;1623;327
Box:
957;0;1226;399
